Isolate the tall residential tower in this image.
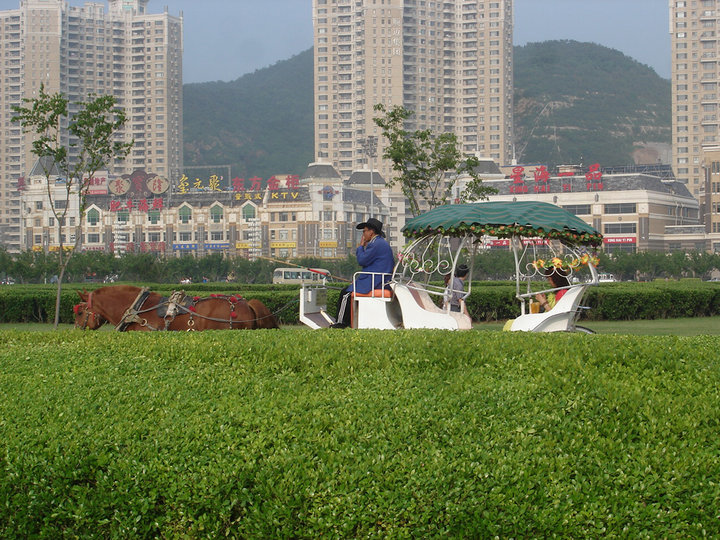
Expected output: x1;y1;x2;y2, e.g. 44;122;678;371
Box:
0;0;182;252
670;0;717;196
312;0;513;181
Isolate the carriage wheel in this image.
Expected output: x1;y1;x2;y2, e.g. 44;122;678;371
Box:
573;325;595;334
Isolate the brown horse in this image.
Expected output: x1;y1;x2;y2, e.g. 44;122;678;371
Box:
74;286;278;331
73;300;106;330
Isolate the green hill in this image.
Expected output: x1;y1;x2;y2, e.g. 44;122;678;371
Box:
182;41;671;176
513;40;671;166
182;48;314;179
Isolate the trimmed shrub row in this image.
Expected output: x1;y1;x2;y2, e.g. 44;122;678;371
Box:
1;330;720;537
1;281;719;324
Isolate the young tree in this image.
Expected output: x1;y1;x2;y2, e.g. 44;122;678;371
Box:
373;104;496;216
12;85;133;327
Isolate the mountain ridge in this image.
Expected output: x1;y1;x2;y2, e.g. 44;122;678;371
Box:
182;40;671;178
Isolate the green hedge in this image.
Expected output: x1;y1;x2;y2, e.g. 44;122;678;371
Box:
1;281;719;324
1;330;719;537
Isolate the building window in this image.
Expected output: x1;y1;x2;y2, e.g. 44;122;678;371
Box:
562;204;591;215
604;223;637;234
242;205;256;220
604;203;636;214
87;208;100;226
210;231;224;241
87;233;100;243
148;210;160;224
179;206;192;224
210;205;223;223
179;232;192;242
117;211;129;223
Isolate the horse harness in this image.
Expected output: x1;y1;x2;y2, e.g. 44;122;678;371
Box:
114;287;253;331
74;302;103;329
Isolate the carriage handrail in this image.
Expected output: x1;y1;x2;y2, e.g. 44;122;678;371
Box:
352;270;393;293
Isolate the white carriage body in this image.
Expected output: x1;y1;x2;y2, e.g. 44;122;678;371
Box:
299;201;603;332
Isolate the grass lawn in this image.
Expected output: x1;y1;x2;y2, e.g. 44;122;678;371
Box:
473;316;720;336
2;316;719;335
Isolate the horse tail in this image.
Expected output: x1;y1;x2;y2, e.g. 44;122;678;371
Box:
247;299;279;329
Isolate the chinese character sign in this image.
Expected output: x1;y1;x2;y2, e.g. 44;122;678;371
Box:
585;163;603;191
108;198;164;213
178;173;304;193
505;164;605;194
178;175;190;194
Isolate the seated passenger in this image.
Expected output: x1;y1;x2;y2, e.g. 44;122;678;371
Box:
443;264;470;313
535;269;570;312
331;218;395;328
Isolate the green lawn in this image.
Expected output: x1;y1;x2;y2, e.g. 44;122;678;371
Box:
2;329;720;537
473;316;720;336
3;316;719;336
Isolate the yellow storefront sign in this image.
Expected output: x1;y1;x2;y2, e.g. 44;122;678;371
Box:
270;242;297;249
318;241;337;248
235;242;251;249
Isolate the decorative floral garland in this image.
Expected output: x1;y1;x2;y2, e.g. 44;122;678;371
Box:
403;223;603;247
532;253;600;272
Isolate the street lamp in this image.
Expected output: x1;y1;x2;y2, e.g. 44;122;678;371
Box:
360;135;378;218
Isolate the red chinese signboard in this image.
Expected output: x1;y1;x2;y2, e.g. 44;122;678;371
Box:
507;164;604;195
603;237;636;244
109;198;164;213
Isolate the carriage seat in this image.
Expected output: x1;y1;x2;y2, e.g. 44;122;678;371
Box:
351;287;397;329
507;284;588;332
391;281;472;330
352;288;393;299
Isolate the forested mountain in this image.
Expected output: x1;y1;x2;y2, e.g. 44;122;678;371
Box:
182;48;314;179
513;40;671;166
182;40;671;178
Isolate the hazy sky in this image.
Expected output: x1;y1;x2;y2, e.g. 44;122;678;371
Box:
0;0;671;82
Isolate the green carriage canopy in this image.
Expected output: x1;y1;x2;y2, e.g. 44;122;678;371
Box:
402;201;603;246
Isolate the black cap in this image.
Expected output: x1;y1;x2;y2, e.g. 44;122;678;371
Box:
356;217;384;237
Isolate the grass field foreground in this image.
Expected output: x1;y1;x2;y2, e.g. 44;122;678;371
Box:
1;329;720;537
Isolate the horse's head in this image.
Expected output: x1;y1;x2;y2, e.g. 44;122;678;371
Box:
73;301;105;330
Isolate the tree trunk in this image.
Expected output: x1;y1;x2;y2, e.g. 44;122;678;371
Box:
53;258;71;328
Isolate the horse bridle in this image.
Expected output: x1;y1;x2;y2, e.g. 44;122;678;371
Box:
74;302;104;330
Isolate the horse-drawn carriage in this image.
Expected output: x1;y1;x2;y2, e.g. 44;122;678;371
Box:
300;201;603;332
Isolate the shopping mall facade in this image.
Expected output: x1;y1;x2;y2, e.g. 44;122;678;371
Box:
17;160;720;258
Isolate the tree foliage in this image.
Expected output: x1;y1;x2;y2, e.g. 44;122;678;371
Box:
12;85;132;326
3;250;717;286
372;104;496;216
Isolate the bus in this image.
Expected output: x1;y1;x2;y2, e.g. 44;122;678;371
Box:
272;267;330;285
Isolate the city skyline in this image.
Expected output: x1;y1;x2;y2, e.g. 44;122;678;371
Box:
0;0;671;83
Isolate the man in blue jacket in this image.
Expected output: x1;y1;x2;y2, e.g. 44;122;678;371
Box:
331;217;395;328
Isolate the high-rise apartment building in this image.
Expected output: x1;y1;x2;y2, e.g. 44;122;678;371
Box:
670;0;719;196
0;0;182;252
312;0;513;181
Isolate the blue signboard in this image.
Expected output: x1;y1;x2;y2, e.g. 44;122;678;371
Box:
173;243;197;251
